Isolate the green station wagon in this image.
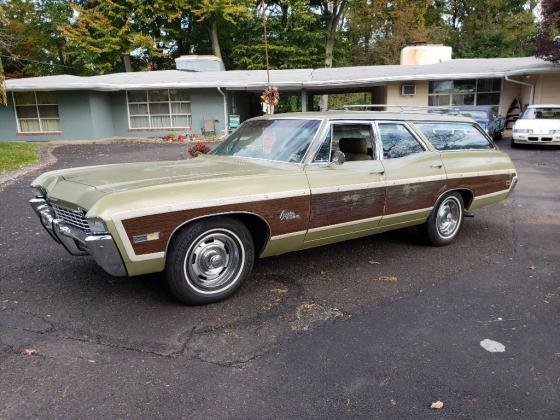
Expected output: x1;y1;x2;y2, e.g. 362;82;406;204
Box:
30;111;517;304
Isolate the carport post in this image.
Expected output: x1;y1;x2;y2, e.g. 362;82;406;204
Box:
301;90;308;112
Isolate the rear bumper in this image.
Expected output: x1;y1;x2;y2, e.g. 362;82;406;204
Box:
30;198;127;277
508;175;518;196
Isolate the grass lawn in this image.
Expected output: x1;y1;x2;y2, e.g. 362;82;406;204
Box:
0;142;42;174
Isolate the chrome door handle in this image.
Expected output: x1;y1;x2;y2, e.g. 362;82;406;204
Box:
430;164;443;169
369;169;385;175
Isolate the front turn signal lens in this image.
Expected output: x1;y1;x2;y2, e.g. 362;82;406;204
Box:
32;185;47;198
87;217;108;234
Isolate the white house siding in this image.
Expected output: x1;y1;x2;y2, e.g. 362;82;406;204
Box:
534;74;560;104
386;81;429;107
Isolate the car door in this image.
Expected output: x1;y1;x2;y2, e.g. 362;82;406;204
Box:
304;121;386;245
412;121;515;206
374;121;447;228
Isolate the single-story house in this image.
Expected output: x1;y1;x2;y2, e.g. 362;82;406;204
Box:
2;44;559;142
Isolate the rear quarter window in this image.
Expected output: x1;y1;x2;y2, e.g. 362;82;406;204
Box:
414;122;494;151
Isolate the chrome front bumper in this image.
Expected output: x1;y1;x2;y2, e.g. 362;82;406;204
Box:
30;198;127;277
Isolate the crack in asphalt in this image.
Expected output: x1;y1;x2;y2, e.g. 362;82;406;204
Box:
1;272;352;367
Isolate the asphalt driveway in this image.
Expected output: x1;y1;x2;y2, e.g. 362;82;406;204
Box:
0;140;559;418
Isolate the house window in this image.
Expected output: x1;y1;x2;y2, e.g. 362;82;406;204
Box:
428;79;501;107
13;92;60;133
127;89;192;129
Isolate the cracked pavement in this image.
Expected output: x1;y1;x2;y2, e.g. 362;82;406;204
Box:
1;140;559;417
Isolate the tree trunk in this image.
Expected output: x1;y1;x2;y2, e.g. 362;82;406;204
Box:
319;34;335;111
209;21;222;60
319;1;347;111
0;57;6;106
122;54;133;72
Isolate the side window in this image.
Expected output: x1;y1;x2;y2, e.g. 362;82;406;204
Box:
414;122;493;151
314;123;375;162
377;123;424;159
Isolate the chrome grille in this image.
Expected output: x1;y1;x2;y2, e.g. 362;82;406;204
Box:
51;204;91;234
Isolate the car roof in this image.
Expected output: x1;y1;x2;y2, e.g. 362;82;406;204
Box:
257;111;474;123
450;105;494;111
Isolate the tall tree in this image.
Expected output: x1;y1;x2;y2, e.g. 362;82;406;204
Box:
62;0;191;74
0;0;71;77
230;0;323;70
347;0;443;65
189;0;252;61
314;0;349;110
0;27;10;105
535;0;560;62
442;0;538;58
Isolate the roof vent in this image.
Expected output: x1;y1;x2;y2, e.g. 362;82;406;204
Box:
175;55;225;72
400;44;452;65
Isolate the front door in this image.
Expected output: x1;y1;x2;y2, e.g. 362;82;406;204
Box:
304;121;386;245
374;121;446;228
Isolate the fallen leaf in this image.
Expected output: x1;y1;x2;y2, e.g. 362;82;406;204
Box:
298;301;317;311
431;400;444;409
22;348;37;356
554;352;560;359
480;338;506;353
368;260;381;265
529;265;536;270
389;399;396;407
320;271;329;277
375;275;397;283
270;288;288;294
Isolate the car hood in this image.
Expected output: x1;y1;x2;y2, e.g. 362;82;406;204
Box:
57;155;292;193
514;119;560;131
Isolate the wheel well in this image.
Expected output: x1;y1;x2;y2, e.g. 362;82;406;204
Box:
448;189;474;210
166;213;271;257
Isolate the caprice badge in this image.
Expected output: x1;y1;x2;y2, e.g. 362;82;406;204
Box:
279;210;300;221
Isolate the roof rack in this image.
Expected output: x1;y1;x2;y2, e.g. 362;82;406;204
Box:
338;104;463;115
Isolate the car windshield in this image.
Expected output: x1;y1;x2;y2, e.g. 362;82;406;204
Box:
212;119;321;163
522;107;560;119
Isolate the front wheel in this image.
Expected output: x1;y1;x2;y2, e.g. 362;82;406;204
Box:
165;217;255;305
421;192;464;246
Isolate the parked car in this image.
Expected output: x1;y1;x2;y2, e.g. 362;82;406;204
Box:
511;104;560;147
430;106;504;139
30;112;517;304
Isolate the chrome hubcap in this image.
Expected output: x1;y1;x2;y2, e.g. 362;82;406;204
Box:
436;197;461;238
185;231;242;290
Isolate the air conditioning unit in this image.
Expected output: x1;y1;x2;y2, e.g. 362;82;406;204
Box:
401;84;416;96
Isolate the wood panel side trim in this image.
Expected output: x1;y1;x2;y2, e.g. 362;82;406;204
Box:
118;172;515;259
122;196;310;255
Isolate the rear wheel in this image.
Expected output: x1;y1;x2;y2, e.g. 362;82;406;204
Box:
165;217;255;305
421;192;464;246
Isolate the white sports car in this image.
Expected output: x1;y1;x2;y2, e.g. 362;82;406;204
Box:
512;104;560;146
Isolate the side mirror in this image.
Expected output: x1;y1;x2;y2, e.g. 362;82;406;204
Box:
331;150;345;165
